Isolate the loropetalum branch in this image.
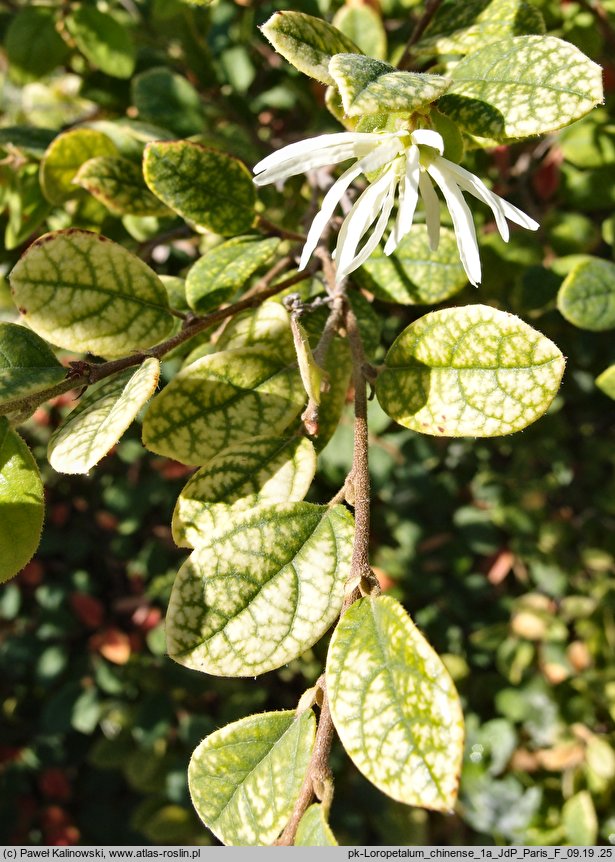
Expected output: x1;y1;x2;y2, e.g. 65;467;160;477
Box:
397;0;444;70
277;277;376;845
0;265;313;419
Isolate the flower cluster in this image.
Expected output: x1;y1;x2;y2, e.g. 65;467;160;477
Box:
253;128;539;285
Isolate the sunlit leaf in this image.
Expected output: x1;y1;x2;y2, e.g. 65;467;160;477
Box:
376;305;565;436
185;237;280;313
143;141;255;236
48;359;160;474
166;502;354;676
0;418;45;583
75;157;169;217
417;0;545;57
9;230;174;358
295;804;338;846
439;36;603;140
354;226;468;305
189;710;315;845
327;595;464;810
260;11;360;86
329;55;449;118
172;435;317;548
142;347;305;465
596;365;615;400
40;128;118;205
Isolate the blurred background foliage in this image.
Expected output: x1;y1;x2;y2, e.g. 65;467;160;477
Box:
0;0;614;847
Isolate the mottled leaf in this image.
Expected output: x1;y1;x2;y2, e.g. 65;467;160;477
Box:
167;502;354;675
0;322;65;411
327;595;464;810
66;6;136;79
354;225;468;305
142;347;305;465
439;36;603;140
189;710;315;845
329;54;449;118
260;11;360;86
172;435;317;547
376;305;565;437
143;141;255;236
48;358;160;474
75;156;169;217
596;365;615;400
216;301;295;360
557;257;615;331
295;804;338;846
186;237;280;313
0;418;45;583
417;0;544;57
40;129;118;205
9;230;174;358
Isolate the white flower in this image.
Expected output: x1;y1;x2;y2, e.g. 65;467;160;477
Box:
253;128;539;285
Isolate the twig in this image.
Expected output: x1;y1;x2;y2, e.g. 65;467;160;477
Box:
256;215;307;243
137;224;194;262
0;266;311;418
276;275;375;846
397;0;444;70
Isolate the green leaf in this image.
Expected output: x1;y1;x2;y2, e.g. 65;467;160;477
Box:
66;6;136;79
40;129;119;205
9;230;174;358
295;804;338;846
48;359;160;475
376;305;565;437
596;365;615;400
142;347;305;465
0;418;45;583
166;502;354;676
189;710;315;845
439;36;603;141
329;55;450;118
417;0;545;57
557;257;615;331
354;225;468;305
327;595;464;811
5;6;68;84
172;435;316;548
185;237;280;314
332;5;387;61
143;141;256;236
216;301;295;360
0;322;65;411
260;11;361;86
132;68;205;138
75;157;169;218
562;791;598;846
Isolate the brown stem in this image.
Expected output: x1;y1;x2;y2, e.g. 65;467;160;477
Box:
276;680;336;846
0;266;311;418
276;276;374;846
397;0;444;70
256;215;307;243
137;224;194;262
